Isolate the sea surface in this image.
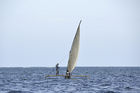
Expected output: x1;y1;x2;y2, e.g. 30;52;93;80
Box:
0;67;140;93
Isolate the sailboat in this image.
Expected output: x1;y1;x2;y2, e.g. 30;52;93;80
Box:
65;20;81;79
46;20;87;79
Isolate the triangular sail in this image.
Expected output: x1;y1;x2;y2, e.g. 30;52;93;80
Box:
66;20;81;73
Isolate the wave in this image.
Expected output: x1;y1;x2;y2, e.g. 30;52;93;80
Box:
8;90;32;93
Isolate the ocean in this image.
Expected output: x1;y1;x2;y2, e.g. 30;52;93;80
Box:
0;67;140;93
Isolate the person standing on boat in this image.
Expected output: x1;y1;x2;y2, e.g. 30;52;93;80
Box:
56;63;59;75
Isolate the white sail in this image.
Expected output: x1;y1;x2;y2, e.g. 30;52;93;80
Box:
67;20;81;73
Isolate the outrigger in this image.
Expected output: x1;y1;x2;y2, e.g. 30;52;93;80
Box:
46;20;88;79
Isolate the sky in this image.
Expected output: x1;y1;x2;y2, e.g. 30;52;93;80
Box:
0;0;140;67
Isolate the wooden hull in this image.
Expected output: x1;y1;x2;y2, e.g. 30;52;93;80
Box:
46;75;88;78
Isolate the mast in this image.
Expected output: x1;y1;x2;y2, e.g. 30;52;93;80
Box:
65;20;81;79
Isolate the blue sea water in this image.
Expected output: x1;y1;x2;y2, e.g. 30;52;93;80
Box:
0;67;140;93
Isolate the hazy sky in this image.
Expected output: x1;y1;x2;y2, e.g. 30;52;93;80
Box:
0;0;140;67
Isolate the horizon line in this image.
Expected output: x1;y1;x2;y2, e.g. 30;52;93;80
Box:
0;66;140;68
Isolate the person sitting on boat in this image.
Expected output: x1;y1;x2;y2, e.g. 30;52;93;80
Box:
65;70;71;79
56;63;59;75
